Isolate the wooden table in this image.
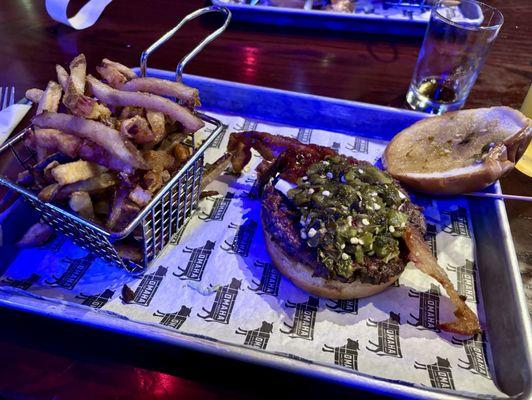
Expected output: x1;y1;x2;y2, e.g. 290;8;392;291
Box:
0;0;530;398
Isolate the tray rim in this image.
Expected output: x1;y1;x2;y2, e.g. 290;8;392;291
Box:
1;69;531;400
210;0;430;24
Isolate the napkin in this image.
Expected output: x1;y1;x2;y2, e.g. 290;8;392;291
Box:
45;0;112;30
0;104;32;147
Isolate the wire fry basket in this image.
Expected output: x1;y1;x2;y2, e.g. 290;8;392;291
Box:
0;6;231;273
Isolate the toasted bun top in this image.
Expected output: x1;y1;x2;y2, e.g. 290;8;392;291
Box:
383;107;531;194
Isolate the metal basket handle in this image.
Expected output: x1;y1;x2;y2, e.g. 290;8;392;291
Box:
139;6;231;81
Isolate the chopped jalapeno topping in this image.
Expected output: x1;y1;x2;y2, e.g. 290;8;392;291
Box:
288;156;409;280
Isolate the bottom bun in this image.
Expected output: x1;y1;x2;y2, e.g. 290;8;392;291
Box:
262;220;400;299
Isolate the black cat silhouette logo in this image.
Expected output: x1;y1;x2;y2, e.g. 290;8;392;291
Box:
207;123;228;149
169;219;191;246
332;142;341;152
322;338;360;370
248;260;281;297
452;334;489;378
346;137;369;153
408;284;441;332
173;240;216;281
442;206;471;237
280;296;319;341
236;321;274;350
425;223;438;258
234;119;258;132
197;278;242;324
220;220;257;257
1;273;40;290
125;266;167;306
45;254;95;290
366;312;402;358
414;357;455;390
154;305;192;330
296;128;313;144
199;192;235;221
447;260;476;303
75;288;114;309
326;298;359;315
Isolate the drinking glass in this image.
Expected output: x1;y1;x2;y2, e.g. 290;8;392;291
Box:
406;0;503;115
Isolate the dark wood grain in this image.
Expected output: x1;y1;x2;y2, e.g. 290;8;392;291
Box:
0;0;530;399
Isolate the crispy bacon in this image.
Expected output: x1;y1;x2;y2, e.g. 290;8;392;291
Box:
228;131;335;182
403;227;481;335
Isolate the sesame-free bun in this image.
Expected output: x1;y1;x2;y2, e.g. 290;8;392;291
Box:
383;107;531;195
262;217;399;299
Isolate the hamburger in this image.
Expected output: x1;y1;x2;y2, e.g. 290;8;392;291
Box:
261;155;425;299
227;131;480;335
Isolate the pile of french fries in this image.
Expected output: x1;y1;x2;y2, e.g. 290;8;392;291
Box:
17;54;206;252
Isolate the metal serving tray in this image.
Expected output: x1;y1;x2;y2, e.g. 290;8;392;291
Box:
211;0;429;36
1;70;530;400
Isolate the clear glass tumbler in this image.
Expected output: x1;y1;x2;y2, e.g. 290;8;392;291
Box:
406;0;503;115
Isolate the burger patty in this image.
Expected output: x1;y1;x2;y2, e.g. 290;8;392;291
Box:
261;184;426;285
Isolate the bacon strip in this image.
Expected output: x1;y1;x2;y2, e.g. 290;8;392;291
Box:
33;112;147;170
121;78;200;107
403;226;481;335
86;75;204;133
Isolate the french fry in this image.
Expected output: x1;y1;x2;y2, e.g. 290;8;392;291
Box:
87;75;204;133
17;221;54;248
25;88;44;103
101;58;137;80
51;160;107;185
128;185;152;207
33;112;147;170
55;172;117;200
56;64;69;90
69;191;95;220
121;77;200;107
120;116;155;144
36;81;62;115
26;128;82;158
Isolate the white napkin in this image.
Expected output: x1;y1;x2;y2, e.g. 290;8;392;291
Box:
45;0;113;30
0;104;32;147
